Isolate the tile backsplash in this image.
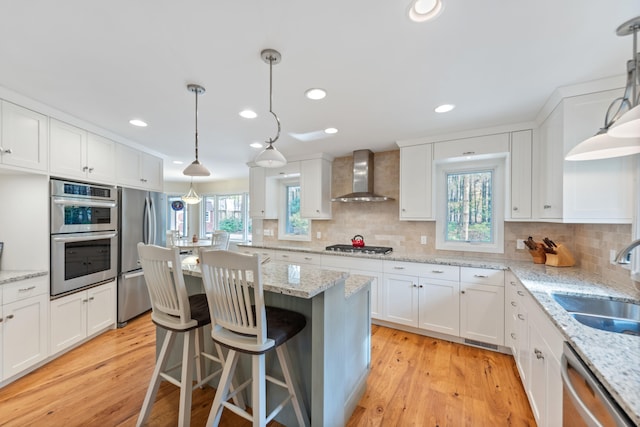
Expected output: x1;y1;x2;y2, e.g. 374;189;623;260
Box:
261;150;636;292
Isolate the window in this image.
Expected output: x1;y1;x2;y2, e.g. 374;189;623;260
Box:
201;193;250;242
167;196;188;237
278;179;310;241
435;157;505;253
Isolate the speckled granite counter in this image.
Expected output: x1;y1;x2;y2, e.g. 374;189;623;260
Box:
0;270;48;285
240;243;640;423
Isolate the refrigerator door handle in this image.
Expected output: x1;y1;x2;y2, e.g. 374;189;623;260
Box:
142;196;150;244
149;197;157;245
122;270;145;280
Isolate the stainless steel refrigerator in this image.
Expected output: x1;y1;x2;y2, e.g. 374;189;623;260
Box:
117;187;166;326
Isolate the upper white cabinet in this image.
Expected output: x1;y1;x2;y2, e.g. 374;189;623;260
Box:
509;130;533;219
433;133;509;161
300;157;332;219
50;119;116;183
115;144;163;191
0;101;48;172
399;143;433;220
249;166;278;219
535;88;634;223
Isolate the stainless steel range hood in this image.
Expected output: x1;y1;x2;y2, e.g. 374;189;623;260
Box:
332;149;394;202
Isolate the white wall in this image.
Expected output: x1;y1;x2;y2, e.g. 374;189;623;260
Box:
0;173;49;270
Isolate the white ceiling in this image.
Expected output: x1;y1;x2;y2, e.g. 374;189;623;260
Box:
1;1;638;182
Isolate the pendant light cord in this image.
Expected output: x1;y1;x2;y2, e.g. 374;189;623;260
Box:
194;88;200;161
267;54;281;144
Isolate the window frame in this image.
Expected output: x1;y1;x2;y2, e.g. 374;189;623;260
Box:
166;195;189;238
435;156;505;254
277;177;311;242
200;192;250;242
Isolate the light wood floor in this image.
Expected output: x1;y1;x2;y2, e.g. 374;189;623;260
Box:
0;313;535;426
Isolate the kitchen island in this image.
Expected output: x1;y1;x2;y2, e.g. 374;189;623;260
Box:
160;259;373;427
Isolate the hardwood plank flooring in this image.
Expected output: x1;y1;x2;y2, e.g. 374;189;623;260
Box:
0;314;535;426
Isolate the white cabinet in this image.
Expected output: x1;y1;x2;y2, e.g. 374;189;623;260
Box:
249;166;278;219
509;130;533;219
50;120;115;183
300;157;332;219
383;272;419;327
459;267;505;346
418;277;460;335
273;250;321;266
50;280;116;355
0;100;48;172
399;144;433;220
433;133;509;161
236;246;274;261
115;144;163;191
1;275;49;381
535;88;634;222
322;255;384;320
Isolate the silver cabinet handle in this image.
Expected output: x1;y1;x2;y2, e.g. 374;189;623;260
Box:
544;205;552;209
281;254;289;258
534;348;544;360
432;270;444;274
513;207;519;211
461;290;466;294
517;290;525;296
511;301;517;307
462;151;475;155
6;314;14;320
89;297;95;301
18;286;37;292
83;299;88;303
517;314;525;320
393;266;405;270
2;148;12;154
82;166;89;172
473;274;488;278
511;333;517;339
88;167;94;173
304;257;312;260
140;178;148;183
510;281;516;286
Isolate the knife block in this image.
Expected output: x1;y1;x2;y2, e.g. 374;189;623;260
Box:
545;244;575;267
528;243;546;264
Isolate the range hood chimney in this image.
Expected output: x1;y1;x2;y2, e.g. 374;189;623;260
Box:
332;149;394;202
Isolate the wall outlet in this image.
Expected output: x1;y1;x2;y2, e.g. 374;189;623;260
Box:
610;249;617;265
420;235;427;245
516;239;525;250
316;231;322;239
263;229;272;236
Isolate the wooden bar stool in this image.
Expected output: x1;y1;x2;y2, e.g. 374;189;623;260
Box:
136;243;243;427
200;250;310;427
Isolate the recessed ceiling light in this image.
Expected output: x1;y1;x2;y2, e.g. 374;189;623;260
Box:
173;160;184;165
324;127;338;134
129;119;148;127
435;104;455;113
250;142;264;149
239;110;257;119
305;88;327;100
408;0;443;22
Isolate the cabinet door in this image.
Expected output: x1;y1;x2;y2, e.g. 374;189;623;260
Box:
116;144;143;188
510;130;532;219
515;292;529;384
528;320;547;425
249;167;267;218
140;152;163;191
433;133;509;160
383;274;419;327
1;101;48;171
399;144;432;220
86;133;115;183
537;107;563;219
459;283;504;346
87;281;116;336
2;294;48;379
300;158;332;219
49;119;88;179
50;291;88;355
353;268;383;320
418;278;460;335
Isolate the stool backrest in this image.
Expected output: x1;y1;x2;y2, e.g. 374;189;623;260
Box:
137;242;196;329
199;250;268;349
210;230;230;250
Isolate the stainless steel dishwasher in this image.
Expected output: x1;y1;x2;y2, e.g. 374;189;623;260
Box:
561;342;634;426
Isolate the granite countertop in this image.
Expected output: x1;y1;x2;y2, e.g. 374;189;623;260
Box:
240;243;639;423
181;258;372;299
0;270;48;285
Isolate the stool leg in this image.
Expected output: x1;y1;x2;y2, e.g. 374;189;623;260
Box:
177;329;195;427
195;327;205;388
214;343;246;409
207;349;240;427
252;353;267;427
136;330;176;427
276;345;310;427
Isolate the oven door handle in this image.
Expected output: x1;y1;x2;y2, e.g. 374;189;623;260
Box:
52;232;118;243
52;198;117;209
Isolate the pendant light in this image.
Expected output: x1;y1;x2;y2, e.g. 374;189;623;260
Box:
566;16;640;161
255;49;287;168
183;84;211;176
181;178;202;205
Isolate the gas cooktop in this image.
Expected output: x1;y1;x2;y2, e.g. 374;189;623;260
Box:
325;244;393;255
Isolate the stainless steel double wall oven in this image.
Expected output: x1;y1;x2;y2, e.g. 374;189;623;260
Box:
50;179;118;297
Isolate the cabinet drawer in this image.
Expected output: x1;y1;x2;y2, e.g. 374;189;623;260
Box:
420;264;459;281
273;251;320;265
3;275;49;304
460;267;504;286
321;255;383;272
383;260;425;276
237;247;274;261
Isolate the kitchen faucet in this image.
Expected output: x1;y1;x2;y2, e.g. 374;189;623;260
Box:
614;238;640;264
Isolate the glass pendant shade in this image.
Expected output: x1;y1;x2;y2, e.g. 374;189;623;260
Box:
182;159;210;176
607;105;640;138
255;143;287;168
181;183;201;204
566;129;640;161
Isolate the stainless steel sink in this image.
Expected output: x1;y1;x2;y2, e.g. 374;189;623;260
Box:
551;293;640;336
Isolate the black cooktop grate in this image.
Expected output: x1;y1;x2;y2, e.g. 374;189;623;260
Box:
325;244;393;255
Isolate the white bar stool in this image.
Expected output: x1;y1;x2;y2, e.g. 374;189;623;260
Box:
136;243;243;427
200;250;310;427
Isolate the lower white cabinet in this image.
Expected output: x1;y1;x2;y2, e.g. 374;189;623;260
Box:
459;267;505;346
50;280;116;355
1;275;49;381
418;278;460;335
383;273;420;326
273;250;321;266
